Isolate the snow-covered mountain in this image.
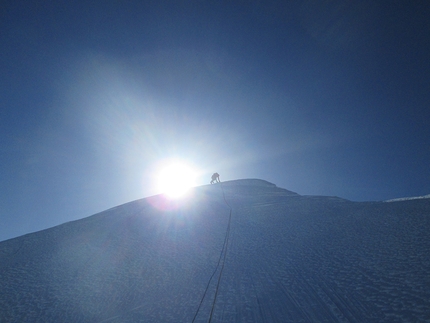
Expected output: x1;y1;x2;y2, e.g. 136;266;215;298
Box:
1;179;429;322
385;194;430;202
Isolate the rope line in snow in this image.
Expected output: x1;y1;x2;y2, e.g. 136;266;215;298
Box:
192;182;233;323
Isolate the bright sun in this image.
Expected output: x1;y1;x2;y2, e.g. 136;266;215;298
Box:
157;160;197;198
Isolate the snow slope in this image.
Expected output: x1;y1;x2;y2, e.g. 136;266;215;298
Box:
1;179;430;322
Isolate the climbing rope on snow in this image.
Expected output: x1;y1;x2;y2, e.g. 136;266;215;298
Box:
191;181;233;323
208;181;232;322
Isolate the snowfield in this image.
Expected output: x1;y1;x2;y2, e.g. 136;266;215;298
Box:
1;179;429;322
385;194;430;202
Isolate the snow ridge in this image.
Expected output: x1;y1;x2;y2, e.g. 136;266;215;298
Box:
1;179;430;322
385;193;430;202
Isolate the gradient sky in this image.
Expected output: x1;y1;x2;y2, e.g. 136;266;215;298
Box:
1;0;430;241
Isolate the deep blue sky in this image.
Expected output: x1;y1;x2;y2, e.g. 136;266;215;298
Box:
1;0;430;241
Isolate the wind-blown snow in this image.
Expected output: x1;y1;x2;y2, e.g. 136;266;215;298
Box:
1;179;430;322
385;194;430;202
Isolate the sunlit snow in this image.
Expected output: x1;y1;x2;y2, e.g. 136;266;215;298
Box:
1;179;429;322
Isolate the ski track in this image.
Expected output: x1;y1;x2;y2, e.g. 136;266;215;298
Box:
0;180;430;322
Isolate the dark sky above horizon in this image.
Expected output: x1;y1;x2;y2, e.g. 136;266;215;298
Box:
1;0;430;241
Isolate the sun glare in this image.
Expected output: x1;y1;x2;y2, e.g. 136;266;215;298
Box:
157;161;197;198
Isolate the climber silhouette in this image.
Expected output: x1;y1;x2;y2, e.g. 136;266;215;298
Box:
210;173;220;184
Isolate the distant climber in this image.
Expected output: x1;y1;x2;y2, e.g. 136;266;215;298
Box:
210;173;220;184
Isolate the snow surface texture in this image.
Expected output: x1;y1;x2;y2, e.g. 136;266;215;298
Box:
1;179;430;323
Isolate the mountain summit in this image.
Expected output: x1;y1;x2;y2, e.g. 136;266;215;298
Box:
1;179;429;322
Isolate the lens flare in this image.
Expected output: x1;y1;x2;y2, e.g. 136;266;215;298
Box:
157;161;197;198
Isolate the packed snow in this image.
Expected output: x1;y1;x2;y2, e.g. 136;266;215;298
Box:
1;179;429;322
